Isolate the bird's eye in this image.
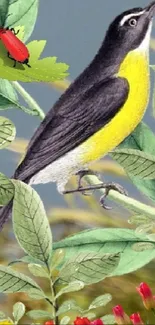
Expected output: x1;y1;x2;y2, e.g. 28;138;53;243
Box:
128;18;137;27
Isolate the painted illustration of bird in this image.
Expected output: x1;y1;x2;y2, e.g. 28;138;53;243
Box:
0;1;155;228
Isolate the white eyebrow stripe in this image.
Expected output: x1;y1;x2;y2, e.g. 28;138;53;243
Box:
120;10;145;26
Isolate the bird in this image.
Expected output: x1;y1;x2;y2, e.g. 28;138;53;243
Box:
0;1;155;228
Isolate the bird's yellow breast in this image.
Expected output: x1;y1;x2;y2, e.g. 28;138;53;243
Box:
81;50;150;164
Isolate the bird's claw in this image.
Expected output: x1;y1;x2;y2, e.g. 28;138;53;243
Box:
76;169;100;196
99;182;128;210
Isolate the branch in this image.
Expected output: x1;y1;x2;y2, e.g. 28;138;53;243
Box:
85;175;155;218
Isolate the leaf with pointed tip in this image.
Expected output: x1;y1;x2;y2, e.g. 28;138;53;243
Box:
53;228;155;276
0;79;37;115
111;148;155;179
59;262;80;281
56;300;82;316
0;80;18;110
101;315;115;325
12;181;52;267
28;264;49;278
89;294;112;310
9;255;44;266
27;288;46;300
27;40;47;61
147;234;155;241
0;265;42;293
27;310;53;320
56;281;85;298
135;223;154;235
0;117;16;149
132;242;155;252
50;249;65;272
82;312;96;320
13;302;25;322
58;252;120;285
60;316;70;325
128;215;152;225
0;173;14;205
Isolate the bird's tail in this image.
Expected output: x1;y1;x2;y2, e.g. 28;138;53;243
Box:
0;200;13;230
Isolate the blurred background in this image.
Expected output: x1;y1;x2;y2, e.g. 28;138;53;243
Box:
0;0;155;323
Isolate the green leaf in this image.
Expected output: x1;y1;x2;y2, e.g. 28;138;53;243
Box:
27;310;53;320
0;265;42;293
12;180;52;267
27;40;46;61
82;312;96;320
59;262;80;281
28;264;49;278
4;0;39;42
111;148;155;179
56;300;82;316
58;252;120;285
0;79;35;115
53;228;155;276
89;294;112;310
27;288;46;300
128;215;152;225
147;234;155;241
0;116;16;149
0;0;9;26
132;242;155;252
0;80;18;110
135;223;154;235
9;255;44;266
116;122;155;202
101;315;115;325
0;40;69;83
13;302;25;323
50;249;65;271
0;173;14;205
60;316;70;325
56;281;85;298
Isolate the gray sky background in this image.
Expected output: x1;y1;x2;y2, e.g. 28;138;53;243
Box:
0;0;155;208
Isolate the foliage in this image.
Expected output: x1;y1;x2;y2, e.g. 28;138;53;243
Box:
115;122;155;202
0;181;124;323
1;0;155;324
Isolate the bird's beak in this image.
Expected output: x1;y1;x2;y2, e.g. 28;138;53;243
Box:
145;1;155;18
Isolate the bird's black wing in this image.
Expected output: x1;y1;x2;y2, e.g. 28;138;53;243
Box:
14;77;129;182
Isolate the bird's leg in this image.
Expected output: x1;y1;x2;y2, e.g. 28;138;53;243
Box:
64;180;128;209
99;182;128;209
76;169;100;195
63;169;100;196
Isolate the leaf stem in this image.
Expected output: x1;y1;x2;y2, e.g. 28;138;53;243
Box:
45;297;54;308
85;175;155;218
50;280;59;325
11;81;45;120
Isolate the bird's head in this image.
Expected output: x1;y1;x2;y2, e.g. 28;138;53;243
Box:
105;1;155;54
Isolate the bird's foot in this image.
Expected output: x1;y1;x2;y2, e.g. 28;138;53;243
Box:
76;169;100;195
99;182;128;210
63;179;128;210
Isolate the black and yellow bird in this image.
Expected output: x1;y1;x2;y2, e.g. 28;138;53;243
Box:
0;1;155;228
